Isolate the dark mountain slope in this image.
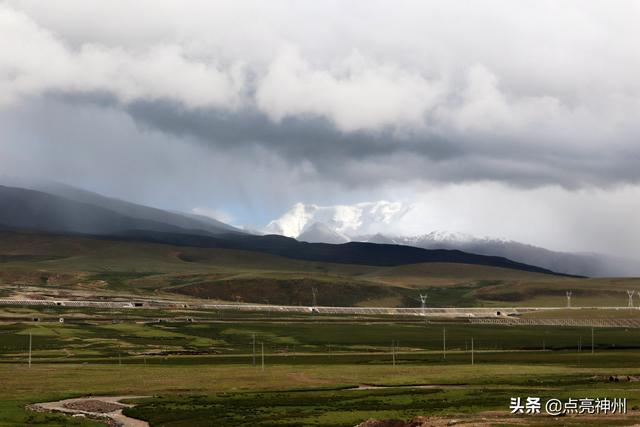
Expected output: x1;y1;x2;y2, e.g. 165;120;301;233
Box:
0;185;211;236
113;229;576;276
32;182;240;234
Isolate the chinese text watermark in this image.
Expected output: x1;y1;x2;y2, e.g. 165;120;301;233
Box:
509;397;626;415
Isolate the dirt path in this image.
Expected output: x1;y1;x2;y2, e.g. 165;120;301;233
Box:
28;395;149;427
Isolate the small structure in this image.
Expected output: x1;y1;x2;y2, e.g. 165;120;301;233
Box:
419;294;428;310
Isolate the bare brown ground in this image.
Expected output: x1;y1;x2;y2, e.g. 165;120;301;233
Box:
28;395;149;427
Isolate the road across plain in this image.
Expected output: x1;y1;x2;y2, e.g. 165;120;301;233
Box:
1;298;638;318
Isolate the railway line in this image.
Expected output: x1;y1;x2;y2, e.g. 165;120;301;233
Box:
1;298;637;319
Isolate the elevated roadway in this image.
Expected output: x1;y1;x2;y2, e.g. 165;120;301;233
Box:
0;298;634;318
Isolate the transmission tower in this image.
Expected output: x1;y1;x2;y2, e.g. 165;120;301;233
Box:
566;291;572;308
419;294;428;310
311;287;318;307
628;290;635;308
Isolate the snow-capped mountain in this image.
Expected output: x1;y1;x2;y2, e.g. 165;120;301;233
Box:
297;222;350;244
264;202;640;277
264;201;410;238
396;234;640;278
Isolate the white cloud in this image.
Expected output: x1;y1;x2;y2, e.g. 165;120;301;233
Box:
4;1;640;137
265;200;409;237
256;47;444;132
0;4;245;109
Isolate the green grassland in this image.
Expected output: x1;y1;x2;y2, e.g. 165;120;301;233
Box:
0;319;640;425
3;353;640;426
4;320;640;362
1;314;640;425
3;231;640;425
2;231;640;308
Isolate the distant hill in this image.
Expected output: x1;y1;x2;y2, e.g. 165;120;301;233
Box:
0;184;571;276
0;230;571;307
114;230;573;275
0;185;239;237
266;202;639;277
390;232;637;278
30;182;241;235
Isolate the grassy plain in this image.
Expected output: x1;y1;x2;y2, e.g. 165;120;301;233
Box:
3;356;640;426
1;319;640;425
2;231;640;425
2;231;640;308
4;319;640;362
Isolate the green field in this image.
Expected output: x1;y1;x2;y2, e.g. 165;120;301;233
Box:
3;353;640;426
3;319;640;362
3;231;640;425
1;318;640;425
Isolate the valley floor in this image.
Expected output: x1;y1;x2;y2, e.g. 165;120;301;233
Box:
3;313;640;426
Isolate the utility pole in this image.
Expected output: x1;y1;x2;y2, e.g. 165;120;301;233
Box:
28;332;32;368
578;336;582;352
566;291;572;308
261;342;265;371
312;287;318;308
252;333;256;366
471;338;474;365
443;328;446;360
591;327;594;354
392;340;396;368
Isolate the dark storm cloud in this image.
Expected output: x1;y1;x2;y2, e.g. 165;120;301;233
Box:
126;101;461;180
3;0;640;191
124;100;640;190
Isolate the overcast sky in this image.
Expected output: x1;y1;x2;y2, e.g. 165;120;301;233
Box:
1;1;640;257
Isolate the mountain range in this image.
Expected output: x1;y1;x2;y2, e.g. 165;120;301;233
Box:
0;183;570;275
266;202;639;277
0;183;240;237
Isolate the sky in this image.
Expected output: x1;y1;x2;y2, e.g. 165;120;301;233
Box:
1;1;640;257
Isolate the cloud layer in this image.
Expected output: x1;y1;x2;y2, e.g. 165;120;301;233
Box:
2;1;640;257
